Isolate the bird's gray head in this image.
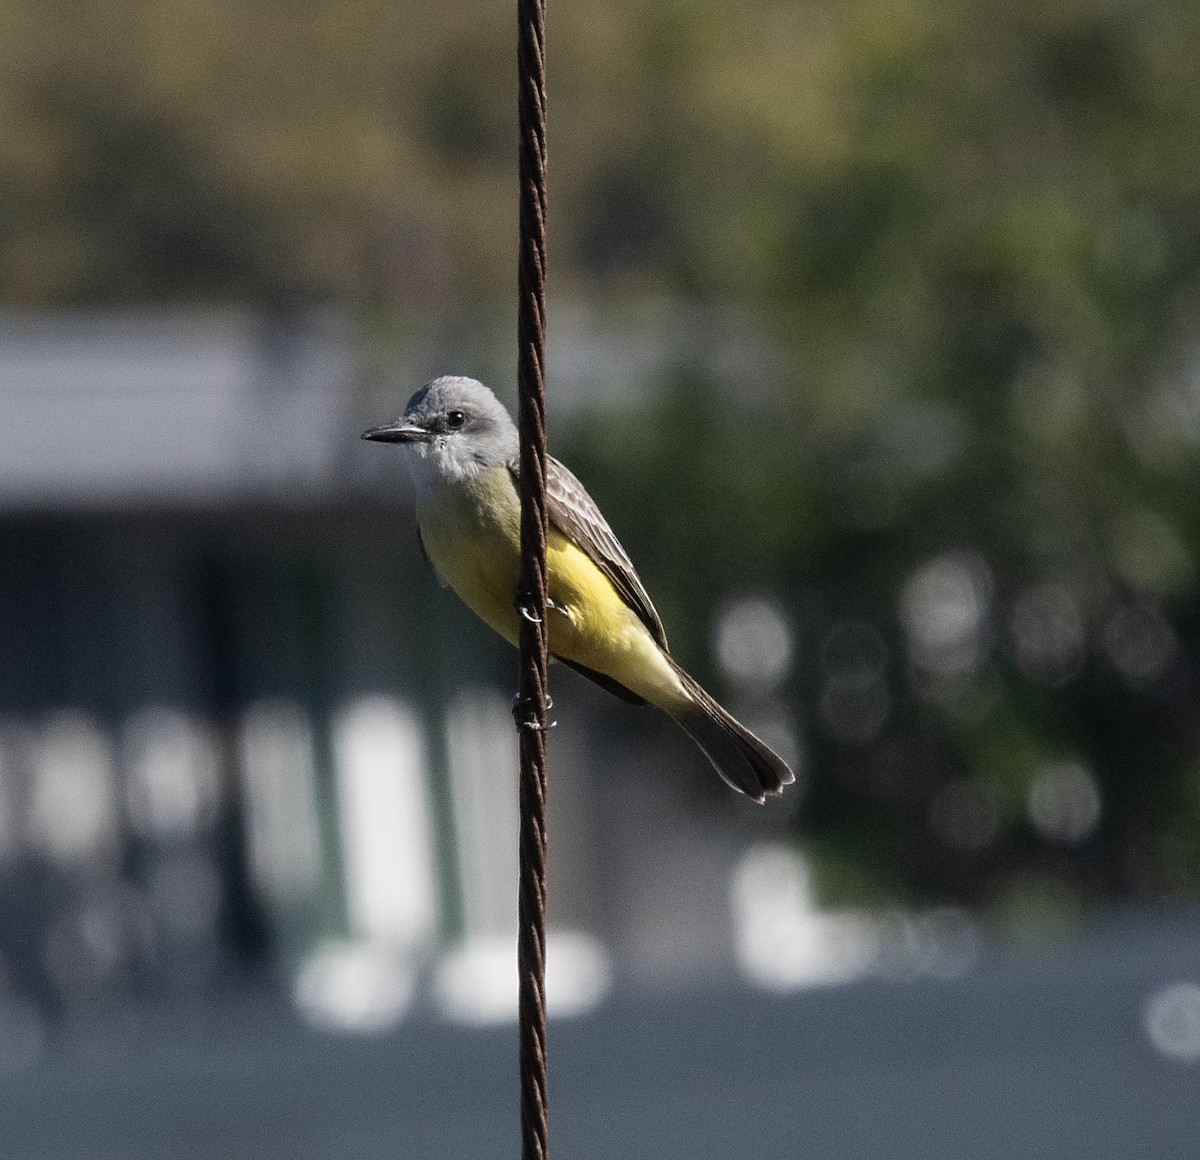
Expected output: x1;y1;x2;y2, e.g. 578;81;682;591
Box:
361;376;518;487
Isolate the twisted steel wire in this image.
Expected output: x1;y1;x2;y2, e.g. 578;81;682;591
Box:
515;0;550;1155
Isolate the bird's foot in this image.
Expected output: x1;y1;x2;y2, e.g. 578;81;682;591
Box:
513;584;567;624
511;693;556;732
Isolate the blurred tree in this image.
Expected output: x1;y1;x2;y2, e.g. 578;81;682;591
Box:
3;0;1200;926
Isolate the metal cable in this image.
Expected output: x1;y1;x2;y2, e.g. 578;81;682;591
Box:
515;0;550;1154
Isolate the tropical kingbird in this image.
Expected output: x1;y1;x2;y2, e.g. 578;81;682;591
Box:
363;376;794;802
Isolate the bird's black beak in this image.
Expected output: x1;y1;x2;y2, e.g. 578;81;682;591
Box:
361;421;431;444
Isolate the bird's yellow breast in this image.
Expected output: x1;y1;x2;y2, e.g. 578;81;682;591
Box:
415;467;685;708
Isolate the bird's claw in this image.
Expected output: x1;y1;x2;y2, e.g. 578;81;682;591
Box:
512;693;556;732
514;584;567;624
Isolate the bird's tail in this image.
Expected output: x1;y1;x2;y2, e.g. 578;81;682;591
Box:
665;658;795;804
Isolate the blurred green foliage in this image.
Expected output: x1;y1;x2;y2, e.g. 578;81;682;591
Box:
6;0;1200;923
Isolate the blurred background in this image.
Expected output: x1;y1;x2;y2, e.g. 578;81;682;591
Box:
2;0;1200;1155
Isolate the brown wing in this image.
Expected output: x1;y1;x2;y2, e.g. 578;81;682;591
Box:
508;457;669;650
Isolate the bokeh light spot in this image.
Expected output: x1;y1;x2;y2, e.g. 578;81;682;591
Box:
1144;981;1200;1062
28;712;119;866
294;940;415;1034
715;594;794;690
1101;600;1178;687
1027;760;1101;846
900;551;991;678
124;706;222;840
1009;581;1085;685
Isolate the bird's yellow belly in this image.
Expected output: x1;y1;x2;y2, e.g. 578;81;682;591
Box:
416;478;684;708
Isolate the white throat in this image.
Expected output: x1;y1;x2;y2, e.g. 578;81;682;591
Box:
402;437;496;496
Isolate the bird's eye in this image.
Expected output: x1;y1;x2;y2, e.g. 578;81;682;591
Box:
446;410;467;430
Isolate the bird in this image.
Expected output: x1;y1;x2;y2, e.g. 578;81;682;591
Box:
362;375;794;803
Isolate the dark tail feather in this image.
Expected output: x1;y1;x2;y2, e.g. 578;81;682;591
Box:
666;659;796;804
